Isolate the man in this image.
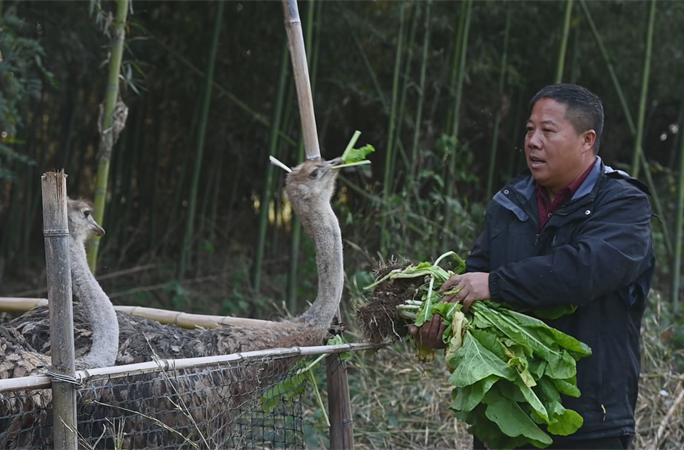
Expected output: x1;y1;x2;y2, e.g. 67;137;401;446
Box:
411;84;654;450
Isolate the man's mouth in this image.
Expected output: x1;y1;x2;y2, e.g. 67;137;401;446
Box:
529;156;546;168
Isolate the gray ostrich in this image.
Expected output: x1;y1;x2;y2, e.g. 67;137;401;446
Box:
4;158;346;447
0;198;118;376
0;199;119;448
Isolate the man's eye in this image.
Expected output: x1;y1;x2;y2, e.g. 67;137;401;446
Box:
543;129;554;134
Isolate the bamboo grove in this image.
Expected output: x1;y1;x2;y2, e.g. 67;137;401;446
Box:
0;1;683;338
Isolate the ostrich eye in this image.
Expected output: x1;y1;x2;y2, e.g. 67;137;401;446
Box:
84;210;91;218
309;169;319;179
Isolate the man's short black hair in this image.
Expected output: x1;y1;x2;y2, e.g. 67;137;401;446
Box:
530;84;604;154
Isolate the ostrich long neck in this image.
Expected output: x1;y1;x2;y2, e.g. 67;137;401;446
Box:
295;197;344;328
70;236;119;369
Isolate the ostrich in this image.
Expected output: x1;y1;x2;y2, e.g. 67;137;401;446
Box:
4;157;346;447
0;199;119;447
0;198;118;375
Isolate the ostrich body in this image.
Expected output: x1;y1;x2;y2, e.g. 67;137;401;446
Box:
3;159;346;448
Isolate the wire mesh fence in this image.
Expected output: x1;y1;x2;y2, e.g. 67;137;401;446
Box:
0;346;360;449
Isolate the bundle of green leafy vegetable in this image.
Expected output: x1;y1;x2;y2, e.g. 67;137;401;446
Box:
360;252;592;449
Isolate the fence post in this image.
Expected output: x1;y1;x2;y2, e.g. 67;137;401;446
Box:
42;171;77;449
327;351;354;449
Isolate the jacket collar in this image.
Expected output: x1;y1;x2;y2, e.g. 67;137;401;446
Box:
508;156;605;202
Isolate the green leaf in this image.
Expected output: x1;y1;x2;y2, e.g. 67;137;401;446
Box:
472;304;580;380
451;375;499;413
483;388;553;446
447;332;517;388
327;335;352;361
537;377;583;436
550;376;581;398
342;143;375;164
261;369;307;413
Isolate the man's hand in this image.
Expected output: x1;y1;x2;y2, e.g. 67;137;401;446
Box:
440;272;490;312
408;315;447;349
407;272;491;349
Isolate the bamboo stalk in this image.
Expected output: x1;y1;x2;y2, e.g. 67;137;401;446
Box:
486;7;511;200
580;0;671;257
41;171;77;450
87;0;129;274
444;0;472;238
410;0;432;181
631;0;657;178
392;3;418;179
0;342;385;394
555;0;574;84
178;1;224;279
445;2;465;137
282;0;320;160
671;104;684;318
380;1;407;255
253;43;290;294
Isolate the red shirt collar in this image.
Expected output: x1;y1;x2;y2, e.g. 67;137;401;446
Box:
536;158;597;229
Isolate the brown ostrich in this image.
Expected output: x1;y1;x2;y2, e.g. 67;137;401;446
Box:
4;157;346;447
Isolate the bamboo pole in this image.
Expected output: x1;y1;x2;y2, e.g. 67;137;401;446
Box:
0;342;384;394
555;0;574;84
0;297;273;328
281;1;352;446
282;0;320;160
288;0;322;312
631;0;657;178
327;353;353;450
671;104;684;318
486;7;511;200
380;1;406;255
87;0;129;274
178;1;224;279
41;171;77;450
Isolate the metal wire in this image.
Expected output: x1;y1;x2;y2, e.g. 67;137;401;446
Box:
0;354;344;449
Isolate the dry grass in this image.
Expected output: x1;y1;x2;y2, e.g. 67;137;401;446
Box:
346;340;472;449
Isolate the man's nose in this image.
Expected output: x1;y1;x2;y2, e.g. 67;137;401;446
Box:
527;130;542;148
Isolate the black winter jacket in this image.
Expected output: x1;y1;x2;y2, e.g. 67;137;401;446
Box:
466;158;655;444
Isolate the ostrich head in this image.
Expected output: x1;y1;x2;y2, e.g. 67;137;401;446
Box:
67;199;105;244
285;157;342;210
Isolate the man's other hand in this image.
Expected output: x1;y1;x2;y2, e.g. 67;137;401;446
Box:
440;272;491;312
408;314;447;349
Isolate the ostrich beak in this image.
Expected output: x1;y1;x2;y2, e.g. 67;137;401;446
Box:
326;157;342;168
92;223;106;237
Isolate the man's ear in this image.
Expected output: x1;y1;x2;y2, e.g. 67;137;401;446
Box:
581;130;597;153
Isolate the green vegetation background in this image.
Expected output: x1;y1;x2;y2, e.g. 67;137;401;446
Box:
0;1;682;448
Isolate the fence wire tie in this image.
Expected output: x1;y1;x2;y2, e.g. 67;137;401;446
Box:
46;371;82;386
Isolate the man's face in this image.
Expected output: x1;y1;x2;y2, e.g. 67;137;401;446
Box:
525;98;594;195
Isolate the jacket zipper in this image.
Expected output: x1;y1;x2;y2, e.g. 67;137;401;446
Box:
535;233;540;246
